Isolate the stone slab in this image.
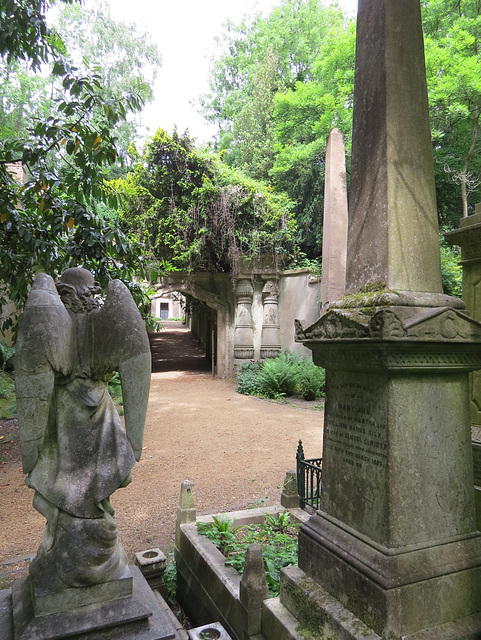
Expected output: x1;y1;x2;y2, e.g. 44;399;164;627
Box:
32;574;133;616
280;565;481;640
7;565;178;640
298;515;481;637
261;597;304;640
280;565;380;640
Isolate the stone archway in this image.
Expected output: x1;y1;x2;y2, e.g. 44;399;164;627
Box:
160;273;234;378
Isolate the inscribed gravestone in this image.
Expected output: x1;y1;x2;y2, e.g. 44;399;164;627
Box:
295;1;481;637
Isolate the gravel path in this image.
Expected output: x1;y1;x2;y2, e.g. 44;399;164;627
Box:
0;322;324;587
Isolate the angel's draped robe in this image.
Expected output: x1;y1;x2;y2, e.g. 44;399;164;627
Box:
16;273;150;520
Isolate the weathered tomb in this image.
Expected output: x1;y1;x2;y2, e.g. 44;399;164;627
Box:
294;0;481;637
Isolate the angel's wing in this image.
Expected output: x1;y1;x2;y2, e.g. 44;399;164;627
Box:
15;273;73;473
94;280;151;461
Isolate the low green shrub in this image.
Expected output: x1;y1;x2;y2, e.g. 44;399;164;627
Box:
259;351;298;398
163;554;177;601
0;341;15;371
295;356;326;400
236;361;263;396
0;371;16;419
236;349;325;401
440;233;462;298
108;372;124;415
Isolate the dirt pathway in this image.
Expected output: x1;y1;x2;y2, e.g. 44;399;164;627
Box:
0;322;324;586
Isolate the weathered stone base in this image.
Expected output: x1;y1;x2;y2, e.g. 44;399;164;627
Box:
279;564;481;640
2;566;179;640
298;514;481;638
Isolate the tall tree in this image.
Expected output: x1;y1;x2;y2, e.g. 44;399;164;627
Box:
202;0;350;179
422;0;481;222
202;0;355;258
0;0;152;335
56;1;161;152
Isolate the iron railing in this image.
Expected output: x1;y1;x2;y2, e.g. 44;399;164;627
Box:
296;440;322;510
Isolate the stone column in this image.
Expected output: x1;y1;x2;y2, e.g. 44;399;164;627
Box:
260;279;281;360
295;1;481;637
233;279;254;361
320;128;348;309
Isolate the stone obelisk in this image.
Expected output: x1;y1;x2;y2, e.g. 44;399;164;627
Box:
294;1;481;637
347;0;442;296
320;128;348;309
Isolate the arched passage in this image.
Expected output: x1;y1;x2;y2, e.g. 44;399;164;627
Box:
160;273;234;378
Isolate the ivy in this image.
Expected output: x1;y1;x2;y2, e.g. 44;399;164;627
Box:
115;129;299;276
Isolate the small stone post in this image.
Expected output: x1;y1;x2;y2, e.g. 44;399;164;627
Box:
239;544;269;639
280;470;300;509
175;480;196;550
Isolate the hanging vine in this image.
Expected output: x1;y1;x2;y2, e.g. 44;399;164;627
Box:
113;129;298;278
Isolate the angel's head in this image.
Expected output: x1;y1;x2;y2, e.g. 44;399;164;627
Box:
56;268;102;314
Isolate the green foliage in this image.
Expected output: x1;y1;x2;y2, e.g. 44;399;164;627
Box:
264;510;291;534
236;349;325;401
422;0;481;221
203;0;481;249
440;234;463;298
197;513;237;554
162;554;177;602
0;0;158;336
197;512;299;597
202;0;355;258
55;1;161;152
107;371;123;415
295;358;326;401
116;129;298;275
259;351;299;398
235;361;263;396
0;371;16;419
0;341;15;371
0;0;74;71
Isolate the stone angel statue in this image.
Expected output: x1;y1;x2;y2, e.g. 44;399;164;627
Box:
15;267;151;592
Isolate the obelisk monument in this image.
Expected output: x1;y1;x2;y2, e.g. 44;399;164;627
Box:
295;0;481;636
320;128;348;309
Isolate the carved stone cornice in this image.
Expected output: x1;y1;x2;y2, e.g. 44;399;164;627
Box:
296;306;481;345
304;341;481;373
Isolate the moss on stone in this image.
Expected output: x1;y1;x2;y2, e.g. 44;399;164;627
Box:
329;281;400;312
284;577;331;639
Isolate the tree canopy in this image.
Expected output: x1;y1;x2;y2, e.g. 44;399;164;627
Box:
0;0;159;334
114;129;298;277
201;0;481;251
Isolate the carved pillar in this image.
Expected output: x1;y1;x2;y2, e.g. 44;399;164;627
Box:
260;279;281;360
234;279;254;360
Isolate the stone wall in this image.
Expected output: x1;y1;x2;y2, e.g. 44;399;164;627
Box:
161;269;321;378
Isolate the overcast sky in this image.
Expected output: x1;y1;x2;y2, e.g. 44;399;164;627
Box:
92;0;358;144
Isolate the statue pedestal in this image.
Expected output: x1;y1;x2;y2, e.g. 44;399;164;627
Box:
296;303;481;637
1;566;179;640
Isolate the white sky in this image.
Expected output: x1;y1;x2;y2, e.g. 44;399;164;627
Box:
94;0;358;144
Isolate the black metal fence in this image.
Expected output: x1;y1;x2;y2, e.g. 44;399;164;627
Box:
296;440;322;510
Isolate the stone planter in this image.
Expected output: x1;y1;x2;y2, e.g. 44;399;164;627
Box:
175;505;308;640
